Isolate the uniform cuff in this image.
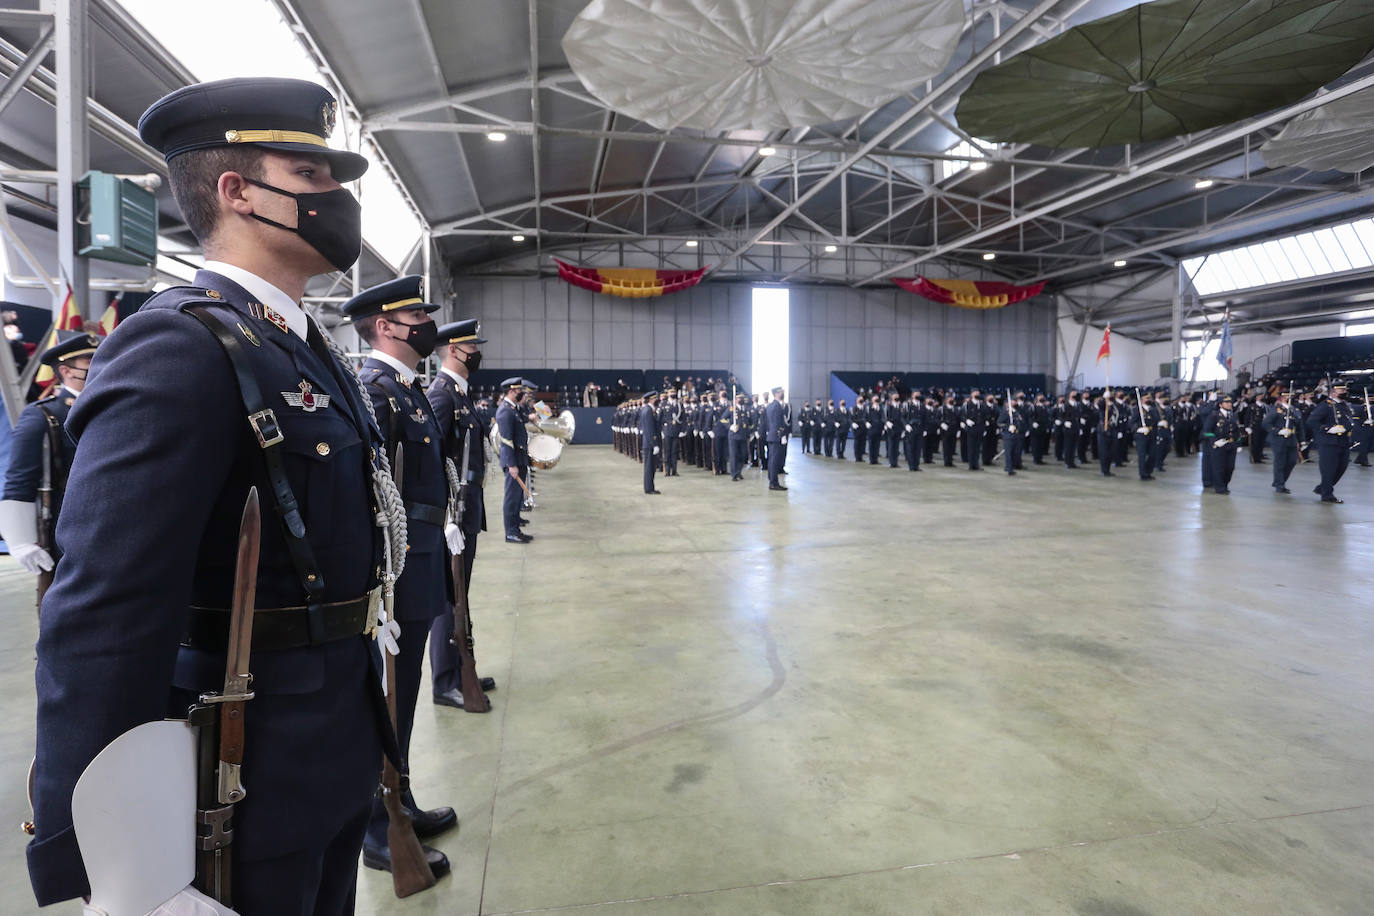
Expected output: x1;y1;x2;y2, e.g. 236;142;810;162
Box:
27;823;90;906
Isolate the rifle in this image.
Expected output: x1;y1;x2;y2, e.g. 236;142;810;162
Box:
1135;387;1148;432
193;488;261;906
35;427;54;609
449;423;490;713
379;444;438;897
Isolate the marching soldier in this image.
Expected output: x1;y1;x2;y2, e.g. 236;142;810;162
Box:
1305;381;1355;503
822;398;838;457
712;389;731;474
939;394;959;466
1029;394;1050;464
0;333;100;609
639;391;662;494
30;78;403;910
1094;392;1117;477
348;277;461;873
997;392;1024;475
849;397;866;462
1062;390;1081;468
764;386;788;490
1133;390;1157;480
1353;389;1373;467
835;399;851;459
729;391;752;479
1263;387;1305;494
427;319;498;710
497;378;535;540
1153;390;1173;472
883;389;903;468
662;389;682;476
961;390;987;471
798;400;812;454
902;390;925;471
1201;393;1241;494
866;393;884;465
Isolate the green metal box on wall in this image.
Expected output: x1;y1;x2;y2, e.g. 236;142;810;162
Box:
76;171;158;266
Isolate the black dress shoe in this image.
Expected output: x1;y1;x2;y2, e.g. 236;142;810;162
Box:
505;534;532;544
769;484;788;491
1276;487;1292;494
407;804;458;838
1322;496;1344;503
362;842;451;877
646;489;662;494
731;474;742;481
1140;475;1154;481
1215;488;1230;495
434;688;490;712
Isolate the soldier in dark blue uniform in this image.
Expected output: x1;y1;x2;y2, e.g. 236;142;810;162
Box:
0;333;100;600
1263;387;1304;494
1133;390;1158;480
866;394;884;465
426;319;498;709
661;389;682;475
835;399;850;459
639;390;662;493
1306;381;1355;503
712;389;731;474
764;387;788;490
497;378;535;537
1201;393;1241;495
997;393;1023;475
344;277;459;875
882;390;903;468
28;78;406;911
728;390;753;480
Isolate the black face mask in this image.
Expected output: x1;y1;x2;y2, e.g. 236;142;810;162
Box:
390;318;438;359
246;178;362;272
462;349;483;373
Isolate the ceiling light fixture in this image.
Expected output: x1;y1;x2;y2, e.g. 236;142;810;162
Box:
685;240;698;247
511;234;526;242
1114;259;1127;267
824;244;838;253
1194;178;1214;189
982;252;996;261
969;160;989;171
758;146;777;156
487;131;508;142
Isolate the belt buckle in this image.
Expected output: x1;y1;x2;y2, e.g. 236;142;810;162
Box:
249;409;285;448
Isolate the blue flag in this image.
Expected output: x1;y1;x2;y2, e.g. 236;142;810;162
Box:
1217;313;1233;371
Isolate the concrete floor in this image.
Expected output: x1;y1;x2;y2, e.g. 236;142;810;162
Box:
4;445;1373;914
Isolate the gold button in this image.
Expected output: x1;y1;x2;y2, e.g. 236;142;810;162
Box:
306;573;317;582
423;436;431;444
316;442;331;456
205;289;222;299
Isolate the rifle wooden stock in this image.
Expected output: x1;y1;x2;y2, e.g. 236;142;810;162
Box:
450;551;490;713
382;655;436;897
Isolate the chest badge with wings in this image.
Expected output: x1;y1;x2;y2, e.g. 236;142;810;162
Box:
282;379;331;412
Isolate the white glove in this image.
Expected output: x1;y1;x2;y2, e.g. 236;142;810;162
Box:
1008;426;1016;434
1213;437;1230;447
135;884;238;916
851;423;858;430
1116;432;1123;439
375;610;401;658
782;436;789;445
1137;427;1149;435
730;424;738;433
963;420;972;428
884;421;893;430
653;446;660;455
1329;425;1346;435
1159;421;1169;428
708;431;715;439
1279;428;1293;438
1032;422;1040;429
834;422;840;428
445;523;465;555
1054;419;1062;426
940;423;948;431
905;424;912;432
12;542;54;575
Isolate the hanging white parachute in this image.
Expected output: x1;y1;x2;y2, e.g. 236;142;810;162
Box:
1262;87;1374;174
561;0;966;132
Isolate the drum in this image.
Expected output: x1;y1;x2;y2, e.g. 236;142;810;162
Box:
528;433;564;469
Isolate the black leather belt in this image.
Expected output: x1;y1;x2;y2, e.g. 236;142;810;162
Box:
407;502;446;526
183;590;379;651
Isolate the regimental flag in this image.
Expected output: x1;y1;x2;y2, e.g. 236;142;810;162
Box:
97;293;121;336
556;259;705;298
893;276;1045;309
34;281;85;388
1096;324;1111;364
1217;311;1233;371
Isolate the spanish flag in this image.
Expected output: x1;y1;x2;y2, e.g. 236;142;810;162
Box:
97;294;121;336
894;276;1045;309
34;281;85;388
556;259;705;299
1096;324;1111;364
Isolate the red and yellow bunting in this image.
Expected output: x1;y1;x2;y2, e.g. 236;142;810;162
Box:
556;259;705;298
894;276;1045;309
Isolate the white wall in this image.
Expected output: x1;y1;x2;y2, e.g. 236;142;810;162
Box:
443;277;1058;408
1056;315;1148;389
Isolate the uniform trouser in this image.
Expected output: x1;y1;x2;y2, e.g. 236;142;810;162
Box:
1063;429;1078;466
1031;429;1046;463
713;434;729;472
823;432;835;456
767;439;783;486
982;431;997;465
853;429;866;461
1097;431;1114;475
758;438;767;467
1135;433;1155;478
430;530;478;696
779;439;788;471
643;442;657;492
941;430;957;464
665;435;679;473
1355;424;1373;463
503;467;523;536
967;428;982;468
730;437;748;476
1250;427;1266;463
1208;444;1237;492
1003;433;1022;472
1053;426;1064;460
887;431;902;466
801;429;811;452
905;430;922;469
1079;428;1093;463
924;431;937;464
366;612;434;849
1154;431;1171;469
1113;432;1128;466
1316;443;1349;497
868;430;883;464
238;801;371;916
1271;440;1298;489
1200;440;1214;488
1176;430;1189;457
837;432;848;459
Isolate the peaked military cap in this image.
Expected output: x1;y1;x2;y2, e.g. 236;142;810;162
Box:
437;318;486;345
138;77;368;182
500;377;524;390
341;275;439;320
40;331;100;367
644;390;659;400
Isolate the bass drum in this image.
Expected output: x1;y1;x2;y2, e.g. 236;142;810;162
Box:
528;433;564;469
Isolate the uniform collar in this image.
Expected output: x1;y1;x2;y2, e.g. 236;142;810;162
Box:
59;384;80;400
203;261;308;340
368;350;416;383
440;366;468;393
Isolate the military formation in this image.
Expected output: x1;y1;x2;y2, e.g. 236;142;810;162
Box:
613;385;793;491
5;78;536;913
616;382;1370;504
